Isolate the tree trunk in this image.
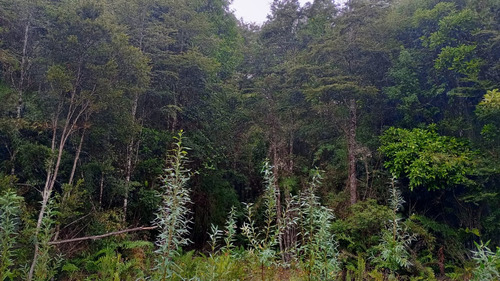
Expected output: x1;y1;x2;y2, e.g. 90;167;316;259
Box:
123;93;140;222
68;128;86;186
272;138;285;262
99;172;105;208
29;109;71;281
10;21;31;176
347;98;357;205
51;127;87;242
28;75;89;280
17;21;30;119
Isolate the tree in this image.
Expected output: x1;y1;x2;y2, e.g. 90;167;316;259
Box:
27;1;149;277
380;126;475;191
303;0;392;205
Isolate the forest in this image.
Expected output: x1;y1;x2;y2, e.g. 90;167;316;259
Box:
0;0;500;280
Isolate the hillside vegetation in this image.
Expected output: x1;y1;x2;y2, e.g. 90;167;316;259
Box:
1;0;500;280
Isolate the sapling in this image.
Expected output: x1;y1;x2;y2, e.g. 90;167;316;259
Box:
471;241;500;281
153;131;193;280
33;196;61;281
241;161;279;279
222;206;237;254
298;170;339;280
373;177;416;273
199;207;239;281
0;190;23;280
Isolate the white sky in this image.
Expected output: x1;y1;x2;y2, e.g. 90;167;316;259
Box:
230;0;310;25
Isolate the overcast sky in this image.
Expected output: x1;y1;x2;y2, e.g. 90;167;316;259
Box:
230;0;310;25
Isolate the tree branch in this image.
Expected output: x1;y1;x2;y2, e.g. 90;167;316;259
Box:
48;226;157;245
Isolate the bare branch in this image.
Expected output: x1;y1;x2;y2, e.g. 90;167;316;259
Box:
48;226;157;245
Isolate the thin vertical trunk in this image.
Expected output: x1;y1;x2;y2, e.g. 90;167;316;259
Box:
362;158;370;200
17;21;30;119
347;98;357;205
171;93;178;134
29;72;88;280
29;109;72;280
288;130;294;174
267;92;287;262
123;141;132;222
123;93;139;222
52;126;87;242
10;21;31;176
68;128;86;186
272;139;284;262
99;172;105;208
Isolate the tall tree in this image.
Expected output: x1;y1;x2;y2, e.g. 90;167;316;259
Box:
27;1;149;277
303;0;392;205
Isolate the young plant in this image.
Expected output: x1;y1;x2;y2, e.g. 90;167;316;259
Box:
153;131;193;280
222;206;237;254
196;208;241;281
471;241;500;281
33;196;61;281
0;189;23;280
241;161;279;278
298;170;339;280
373;177;416;273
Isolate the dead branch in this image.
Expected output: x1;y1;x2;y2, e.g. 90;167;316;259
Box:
48;225;157;245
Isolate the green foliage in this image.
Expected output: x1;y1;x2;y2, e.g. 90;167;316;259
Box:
222;206;237;254
82;240;152;281
471;241;500;281
165;250;245;281
477;89;500;117
84;249;135;281
373;179;416;272
1;0;500;279
33;197;61;281
380;127;476;190
241;161;279;268
153;131;193;280
198;221;243;281
434;44;483;80
427;8;480;49
61;240;152;280
54;181;87;232
298;170;339;280
0;188;23;281
333;199;392;254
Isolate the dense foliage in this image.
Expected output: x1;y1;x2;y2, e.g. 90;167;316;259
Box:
1;0;500;280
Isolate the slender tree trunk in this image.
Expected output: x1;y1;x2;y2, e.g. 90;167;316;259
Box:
123;145;132;222
10;21;31;176
272;140;284;262
52;127;87;242
362;157;371;200
99;172;104;208
29;112;70;281
288;130;294;174
123;93;139;222
17;21;30;119
171;93;178;134
29;74;88;280
68;128;86;186
27;114;58;281
347;98;357;205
